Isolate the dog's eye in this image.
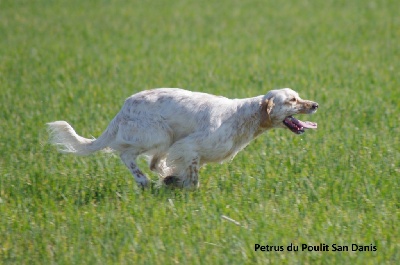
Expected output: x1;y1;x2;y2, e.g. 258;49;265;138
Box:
290;98;297;102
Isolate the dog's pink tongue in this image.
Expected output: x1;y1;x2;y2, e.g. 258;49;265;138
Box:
299;120;317;129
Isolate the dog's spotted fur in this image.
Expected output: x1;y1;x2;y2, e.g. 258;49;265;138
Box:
47;88;318;189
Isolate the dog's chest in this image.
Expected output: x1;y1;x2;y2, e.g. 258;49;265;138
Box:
199;124;257;163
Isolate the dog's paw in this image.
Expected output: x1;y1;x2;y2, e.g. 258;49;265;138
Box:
163;175;180;185
162;176;188;189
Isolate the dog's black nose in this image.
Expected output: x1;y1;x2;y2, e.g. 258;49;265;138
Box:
312;103;319;110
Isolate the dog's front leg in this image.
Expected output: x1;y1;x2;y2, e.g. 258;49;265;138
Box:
163;156;200;189
181;156;200;189
162;136;201;189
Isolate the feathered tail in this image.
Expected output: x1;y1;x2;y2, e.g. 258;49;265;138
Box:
47;121;115;156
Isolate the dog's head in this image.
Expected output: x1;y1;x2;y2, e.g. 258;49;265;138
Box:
260;88;318;134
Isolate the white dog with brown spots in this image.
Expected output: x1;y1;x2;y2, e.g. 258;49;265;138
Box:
47;88;318;189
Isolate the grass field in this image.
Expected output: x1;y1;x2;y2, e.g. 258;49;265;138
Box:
0;0;399;264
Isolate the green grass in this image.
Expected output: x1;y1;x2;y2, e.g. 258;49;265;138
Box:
0;0;399;264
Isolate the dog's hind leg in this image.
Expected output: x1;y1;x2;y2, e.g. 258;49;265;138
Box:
114;118;173;188
120;152;150;188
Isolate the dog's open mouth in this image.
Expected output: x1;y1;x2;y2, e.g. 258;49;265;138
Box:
283;116;317;134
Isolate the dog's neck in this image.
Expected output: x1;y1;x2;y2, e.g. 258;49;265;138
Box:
233;96;272;139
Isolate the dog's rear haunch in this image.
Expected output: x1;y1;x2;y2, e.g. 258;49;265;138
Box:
47;88;318;189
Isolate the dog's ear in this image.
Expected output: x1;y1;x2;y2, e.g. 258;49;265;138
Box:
260;97;275;128
265;97;275;115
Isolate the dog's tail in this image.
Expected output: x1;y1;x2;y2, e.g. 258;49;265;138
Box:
47;120;116;156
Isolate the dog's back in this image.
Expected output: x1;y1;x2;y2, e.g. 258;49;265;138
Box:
120;88;241;135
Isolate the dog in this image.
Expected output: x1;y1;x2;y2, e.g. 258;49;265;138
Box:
47;88;318;189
